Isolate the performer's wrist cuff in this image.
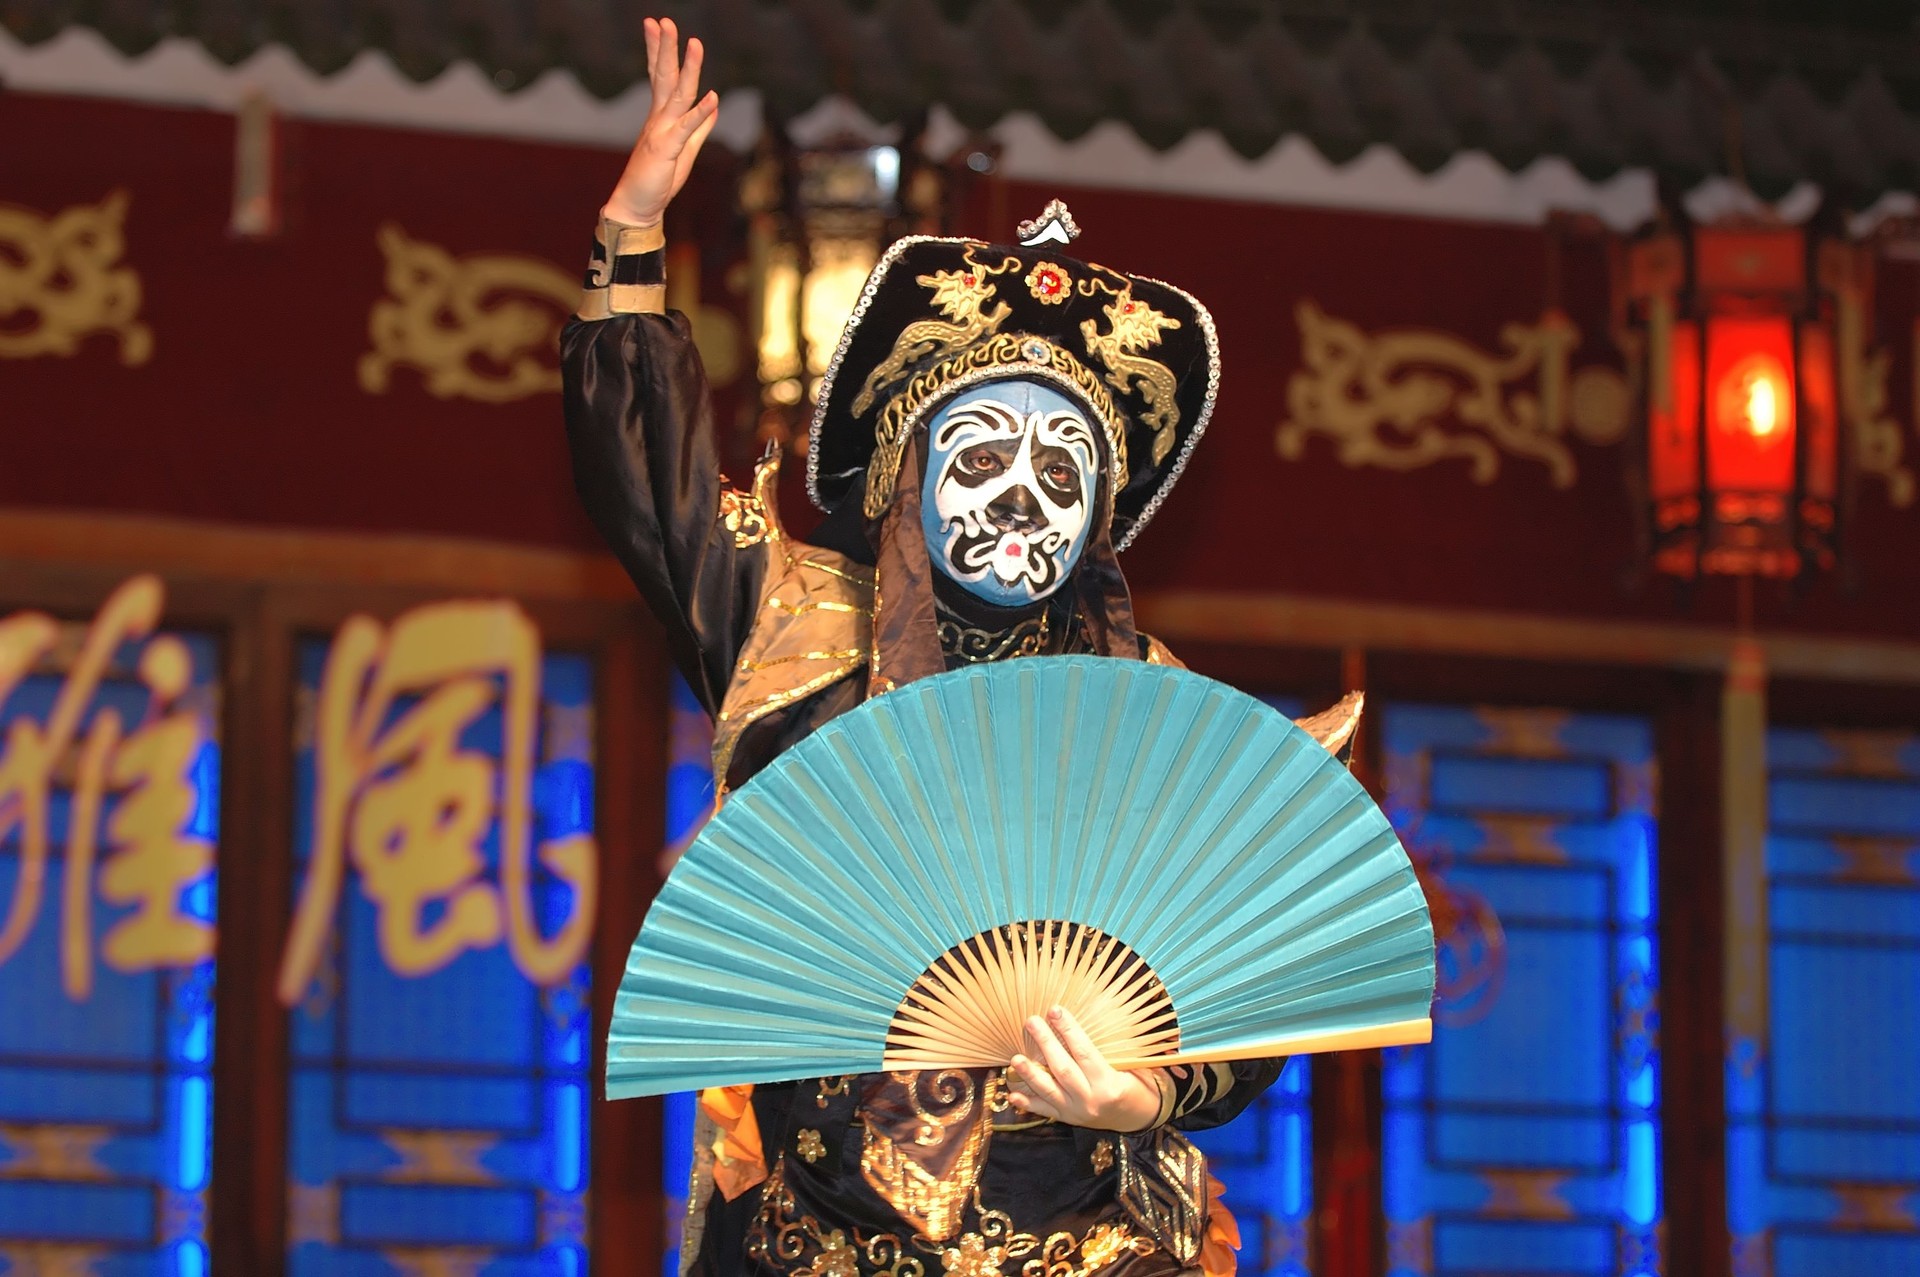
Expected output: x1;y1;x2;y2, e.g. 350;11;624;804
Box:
1149;1068;1177;1129
578;217;667;319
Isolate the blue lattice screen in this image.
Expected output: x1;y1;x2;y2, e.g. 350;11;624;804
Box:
1187;693;1312;1277
1381;705;1661;1277
1725;728;1920;1276
0;612;219;1277
282;631;595;1276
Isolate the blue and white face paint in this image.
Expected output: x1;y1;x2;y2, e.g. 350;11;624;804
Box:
921;379;1100;606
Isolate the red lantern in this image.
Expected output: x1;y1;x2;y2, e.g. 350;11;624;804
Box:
1625;216;1857;579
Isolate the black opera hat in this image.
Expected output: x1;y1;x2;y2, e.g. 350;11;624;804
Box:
806;201;1221;551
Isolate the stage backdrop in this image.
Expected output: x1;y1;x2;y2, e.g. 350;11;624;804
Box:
7;87;1920;1277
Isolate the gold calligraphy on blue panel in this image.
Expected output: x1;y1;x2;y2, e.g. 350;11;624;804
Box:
281;605;597;1275
0;576;218;1276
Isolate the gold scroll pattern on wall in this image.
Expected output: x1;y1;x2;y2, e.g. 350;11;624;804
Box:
0;191;153;365
1277;299;1630;488
1279;297;1916;506
359;224;741;403
1846;320;1915;507
359;225;580;402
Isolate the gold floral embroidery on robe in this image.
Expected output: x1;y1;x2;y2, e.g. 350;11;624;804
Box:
751;1161;1156;1277
750;1161;928;1277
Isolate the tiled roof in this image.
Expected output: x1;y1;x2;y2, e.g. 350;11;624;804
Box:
9;0;1919;197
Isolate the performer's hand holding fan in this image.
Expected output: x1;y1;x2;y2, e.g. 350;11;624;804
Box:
608;657;1436;1098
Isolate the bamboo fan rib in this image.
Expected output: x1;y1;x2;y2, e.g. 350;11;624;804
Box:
882;923;1179;1068
608;656;1437;1100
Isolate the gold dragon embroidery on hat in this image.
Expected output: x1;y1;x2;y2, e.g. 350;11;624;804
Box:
850;246;1020;417
1079;277;1184;465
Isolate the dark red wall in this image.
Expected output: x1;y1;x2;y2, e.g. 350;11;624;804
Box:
6;90;1919;642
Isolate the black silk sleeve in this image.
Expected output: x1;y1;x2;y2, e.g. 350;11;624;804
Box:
1165;1059;1286;1133
562;311;766;714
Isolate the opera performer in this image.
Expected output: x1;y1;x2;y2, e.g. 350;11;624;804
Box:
563;19;1358;1277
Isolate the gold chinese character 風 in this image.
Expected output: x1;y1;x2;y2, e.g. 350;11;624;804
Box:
276;601;597;1003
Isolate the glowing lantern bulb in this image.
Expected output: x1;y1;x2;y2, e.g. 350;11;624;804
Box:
1715;353;1790;448
1743;370;1780;438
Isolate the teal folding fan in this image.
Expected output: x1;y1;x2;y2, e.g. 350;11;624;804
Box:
608;656;1435;1098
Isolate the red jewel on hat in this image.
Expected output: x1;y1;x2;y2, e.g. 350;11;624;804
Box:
964;274;976;285
1026;261;1072;305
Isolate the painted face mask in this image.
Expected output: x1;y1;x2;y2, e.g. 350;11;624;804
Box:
921;379;1100;607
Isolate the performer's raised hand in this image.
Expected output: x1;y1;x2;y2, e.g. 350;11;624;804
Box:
1007;1006;1168;1132
603;17;720;228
